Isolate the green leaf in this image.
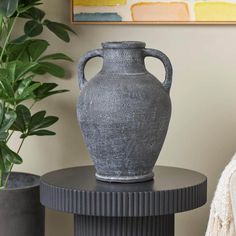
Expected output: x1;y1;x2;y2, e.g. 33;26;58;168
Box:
31;116;58;131
28;40;49;60
6;62;17;83
14;76;40;101
8;39;48;62
26;109;58;135
28;129;56;136
20;7;45;20
17;4;34;14
0;143;22;164
16;76;32;96
15;61;39;79
11;105;31;133
0;154;5;172
24;20;43;37
15;79;41;102
0;80;14;98
36;82;58;92
0;0;19;17
37;116;58;129
0;13;3;32
45;21;76;35
0;111;17;133
17;3;40;14
32;67;46;75
10;35;28;44
0;92;9;102
44;20;70;42
0;104;4;127
0;69;9;82
6;42;30;62
19;0;42;5
0;70;14;98
0;132;8;141
39;53;73;62
0;102;12;140
28;110;46;130
38;62;65;78
33;83;68;101
31;7;45;20
20;82;41;98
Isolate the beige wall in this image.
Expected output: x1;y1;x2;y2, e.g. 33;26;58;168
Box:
12;0;236;235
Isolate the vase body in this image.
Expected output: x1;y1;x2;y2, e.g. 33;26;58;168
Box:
0;172;45;236
77;41;173;183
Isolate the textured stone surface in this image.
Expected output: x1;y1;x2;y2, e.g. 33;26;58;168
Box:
77;41;173;183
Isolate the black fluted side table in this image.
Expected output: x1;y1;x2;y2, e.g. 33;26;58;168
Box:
40;166;207;236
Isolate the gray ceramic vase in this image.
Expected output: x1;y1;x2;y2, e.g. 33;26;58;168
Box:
0;172;45;236
77;41;173;183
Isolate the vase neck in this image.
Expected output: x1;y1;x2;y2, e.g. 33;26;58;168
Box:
101;42;146;74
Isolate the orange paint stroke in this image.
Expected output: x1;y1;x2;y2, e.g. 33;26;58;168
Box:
131;2;190;22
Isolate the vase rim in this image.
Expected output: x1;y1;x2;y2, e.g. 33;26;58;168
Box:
102;41;146;49
0;172;40;191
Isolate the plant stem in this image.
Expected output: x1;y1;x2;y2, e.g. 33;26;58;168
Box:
17;138;25;154
3;164;13;188
6;130;14;143
3;138;25;188
30;101;36;110
0;14;19;62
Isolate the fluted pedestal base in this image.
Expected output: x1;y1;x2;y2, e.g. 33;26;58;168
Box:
41;166;207;236
75;215;174;236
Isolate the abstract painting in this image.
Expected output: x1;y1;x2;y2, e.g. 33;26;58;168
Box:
71;0;236;24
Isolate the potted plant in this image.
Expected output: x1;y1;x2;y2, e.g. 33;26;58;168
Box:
0;0;75;235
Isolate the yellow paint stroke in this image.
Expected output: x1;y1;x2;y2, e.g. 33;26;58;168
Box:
195;2;236;21
73;0;126;6
131;2;190;21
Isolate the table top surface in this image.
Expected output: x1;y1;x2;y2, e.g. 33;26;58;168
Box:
40;166;207;217
41;165;206;192
40;166;207;216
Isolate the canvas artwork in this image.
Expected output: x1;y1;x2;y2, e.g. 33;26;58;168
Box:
71;0;236;24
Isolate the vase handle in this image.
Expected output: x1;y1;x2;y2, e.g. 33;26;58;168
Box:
143;49;173;93
78;49;103;90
